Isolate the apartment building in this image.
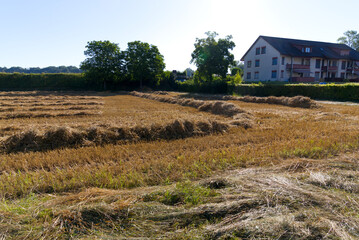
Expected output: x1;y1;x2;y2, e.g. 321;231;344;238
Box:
241;36;359;82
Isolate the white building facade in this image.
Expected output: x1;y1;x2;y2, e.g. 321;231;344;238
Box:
241;36;359;82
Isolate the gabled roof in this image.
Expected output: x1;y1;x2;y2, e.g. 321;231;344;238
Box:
241;35;359;61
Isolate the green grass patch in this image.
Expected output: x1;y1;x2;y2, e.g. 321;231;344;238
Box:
143;181;218;206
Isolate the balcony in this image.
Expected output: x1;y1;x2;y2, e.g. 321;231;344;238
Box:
286;64;310;70
346;67;359;73
322;66;338;71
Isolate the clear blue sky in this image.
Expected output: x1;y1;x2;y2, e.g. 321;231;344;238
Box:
1;0;358;70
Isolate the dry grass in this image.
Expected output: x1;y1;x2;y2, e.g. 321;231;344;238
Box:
130;91;252;120
0;101;104;107
0;90;358;238
0;111;101;120
179;92;321;108
234;95;320;108
2;154;359;239
26;106;100;111
2;119;232;153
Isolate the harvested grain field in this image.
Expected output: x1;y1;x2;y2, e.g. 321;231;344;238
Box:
1;91;359;239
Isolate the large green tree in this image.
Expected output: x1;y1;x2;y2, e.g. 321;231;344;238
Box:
80;40;125;89
337;30;359;51
125;41;165;88
191;31;235;81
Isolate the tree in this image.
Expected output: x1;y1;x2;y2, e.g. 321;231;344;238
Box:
80;40;125;90
230;61;244;76
191;31;235;81
125;41;165;89
233;71;242;84
337;30;359;51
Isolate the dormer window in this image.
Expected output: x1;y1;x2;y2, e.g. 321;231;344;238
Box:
302;47;311;53
340;50;349;56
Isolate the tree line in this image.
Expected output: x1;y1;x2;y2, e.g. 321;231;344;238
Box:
0;66;82;74
80;40;166;90
80;32;243;90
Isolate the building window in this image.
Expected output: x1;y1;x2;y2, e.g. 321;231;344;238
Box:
246;72;251;79
280;70;284;78
340;72;345;78
254;72;259;79
332;60;337;67
261;46;266;54
247;61;252;68
255;48;260;55
302;47;311;53
304;72;311;77
255;59;260;67
315;59;321;68
315;72;320;80
302;58;310;66
272;57;278;65
282;57;285;65
271;70;277;79
341;61;346;70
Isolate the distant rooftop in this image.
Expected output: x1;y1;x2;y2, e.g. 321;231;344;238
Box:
241;36;359;61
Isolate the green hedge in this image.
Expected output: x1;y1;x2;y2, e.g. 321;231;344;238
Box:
175;79;232;94
0;73;87;90
234;83;359;101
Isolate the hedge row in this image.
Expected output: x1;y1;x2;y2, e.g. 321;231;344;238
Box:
1;73;359;102
0;73;87;90
234;83;359;101
175;79;231;94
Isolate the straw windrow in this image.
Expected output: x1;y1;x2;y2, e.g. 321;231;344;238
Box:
2;119;232;153
130;91;252;119
176;93;320;108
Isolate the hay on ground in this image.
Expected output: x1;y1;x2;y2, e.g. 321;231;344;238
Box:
177;92;320;108
130;91;250;119
1;119;234;153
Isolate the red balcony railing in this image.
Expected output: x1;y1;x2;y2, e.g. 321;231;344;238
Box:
286;64;310;70
347;67;359;73
322;66;338;71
